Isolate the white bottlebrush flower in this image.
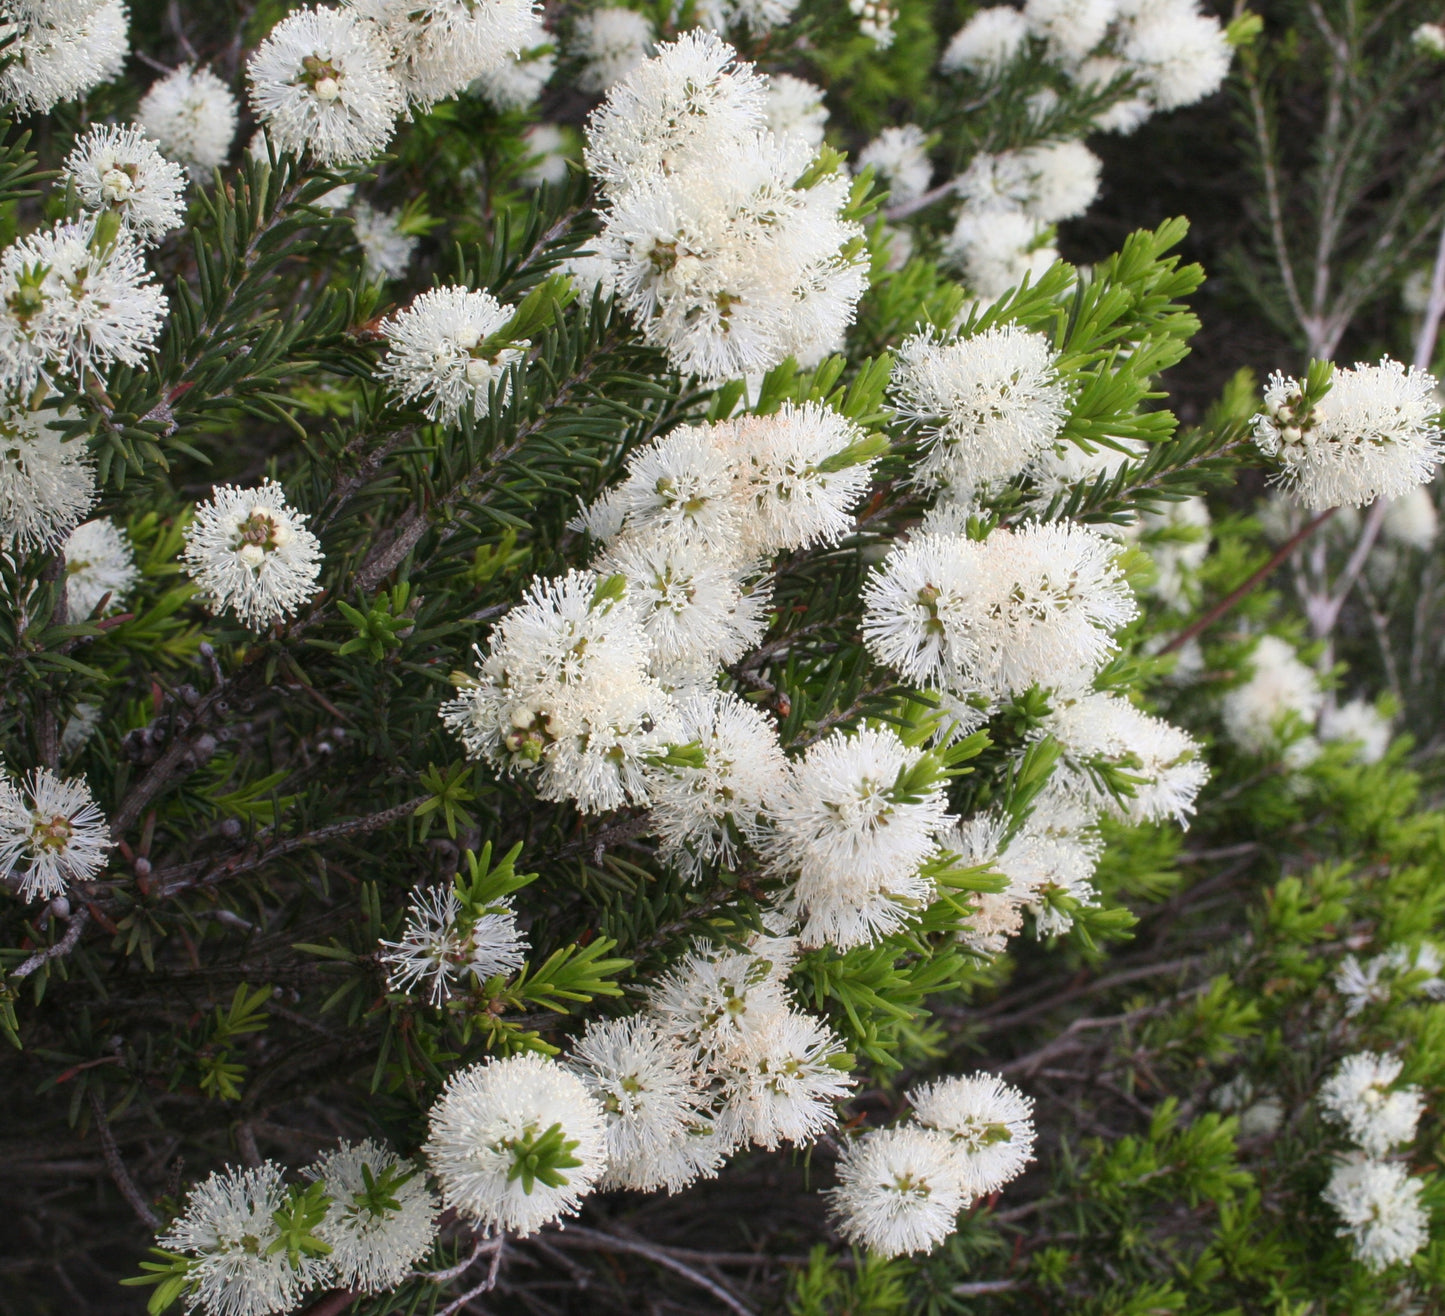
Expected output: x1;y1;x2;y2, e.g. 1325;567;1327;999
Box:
597;534;769;683
729;402;880;555
376;285;525;425
346;0;540;109
0;0;128;113
829;1125;968;1258
717;1007;853;1149
1116;0;1232;111
1318;1052;1424;1157
1042;690;1209;825
975;522;1138;698
1319;698;1392;765
764;73;828;151
351;201;418;283
311;1140;440;1293
595;130;866;381
424;1052;608;1236
1323;1156;1429;1272
569;1014;721;1192
1253;360;1443;510
649;689;788;878
1336;944;1445;1016
944;204;1058;300
61;124;187;245
861;532;991;690
770;726;953;949
1024;0;1115;62
571;6;654;94
0;406;97;553
942;813;1043;955
518;124;570;187
181;480;324;631
576;424;743;558
891;323;1070;496
941;6;1030;75
1016;782;1104;937
0;767;112;901
63;518;139;618
956;141;1102;225
137;64;239;173
909;1071;1037;1196
582;29;767;197
857;125;933;207
0;220;168;394
439;570;677;813
470;15;554;111
696;0;801;33
159;1162;328;1316
378;884;527;1005
1414;21;1445;54
1382;485;1438;550
247;6;404;166
647;940;794;1065
1220;634;1324;757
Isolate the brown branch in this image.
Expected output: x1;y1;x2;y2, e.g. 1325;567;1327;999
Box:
10;906;90;981
545;1225;756;1316
89;1093;160;1231
151;795;428;898
1157;509;1336;655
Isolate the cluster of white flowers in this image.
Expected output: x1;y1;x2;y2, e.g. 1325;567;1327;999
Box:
934;0;1231;292
1316;1052;1429;1271
1319;697;1392;765
138;65;240;174
0;406;97;553
425;1051;609;1234
946;140;1101;297
769;725;954;948
1334;942;1445;1016
181;480;324;631
890;322;1072;501
0;766;112;900
379;883;528;1004
61;124;189;246
943;0;1231;124
244;0;542;166
830;1072;1036;1257
1220;634;1323;760
861;521;1138;702
1253;359;1443;511
351;201;418;282
443;402;879;819
766;73;830;151
376;285;527;424
160;1162;328;1316
0;0;128;113
1042;689;1208;826
0;219;168;395
570;6;654;93
583;33;868;379
160;1143;440;1314
63;517;139;618
857;125;934;207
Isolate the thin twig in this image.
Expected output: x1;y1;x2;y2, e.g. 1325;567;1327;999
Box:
546;1225;757;1316
1159;509;1336;654
89;1093;160;1231
10;906;90;980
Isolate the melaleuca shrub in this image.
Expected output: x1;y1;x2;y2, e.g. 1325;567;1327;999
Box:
1;0;1444;1313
